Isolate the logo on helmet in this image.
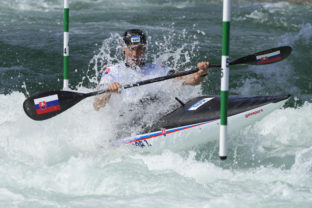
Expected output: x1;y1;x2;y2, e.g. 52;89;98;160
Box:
131;36;141;43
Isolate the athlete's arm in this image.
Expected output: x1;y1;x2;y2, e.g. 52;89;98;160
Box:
93;82;121;111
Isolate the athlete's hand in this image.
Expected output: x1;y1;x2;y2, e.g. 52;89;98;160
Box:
189;62;209;84
93;82;121;111
197;62;209;76
108;82;121;93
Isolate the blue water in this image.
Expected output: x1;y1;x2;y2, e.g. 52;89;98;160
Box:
1;0;312;207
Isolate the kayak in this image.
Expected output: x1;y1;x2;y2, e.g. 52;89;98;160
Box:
115;94;290;151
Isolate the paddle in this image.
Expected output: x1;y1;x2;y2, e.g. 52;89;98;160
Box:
23;46;292;121
200;45;292;77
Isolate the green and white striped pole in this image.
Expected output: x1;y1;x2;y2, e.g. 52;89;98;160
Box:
219;0;231;160
63;0;69;90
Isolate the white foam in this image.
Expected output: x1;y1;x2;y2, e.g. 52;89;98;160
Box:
1;91;312;206
131;148;312;202
262;2;293;14
252;102;312;147
0;0;62;11
246;10;267;22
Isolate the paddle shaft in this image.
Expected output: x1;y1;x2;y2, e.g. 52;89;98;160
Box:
84;64;224;98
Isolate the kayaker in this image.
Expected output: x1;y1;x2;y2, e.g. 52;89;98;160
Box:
93;29;209;111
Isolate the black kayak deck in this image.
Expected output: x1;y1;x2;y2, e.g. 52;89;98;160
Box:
149;94;290;132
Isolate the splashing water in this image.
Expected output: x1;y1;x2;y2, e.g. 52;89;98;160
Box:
1;0;312;207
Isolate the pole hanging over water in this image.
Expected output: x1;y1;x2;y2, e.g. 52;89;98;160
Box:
63;0;69;90
219;0;231;160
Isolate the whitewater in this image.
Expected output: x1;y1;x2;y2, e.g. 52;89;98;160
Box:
1;92;312;207
1;0;312;207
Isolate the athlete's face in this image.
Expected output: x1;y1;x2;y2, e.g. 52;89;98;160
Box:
124;44;146;66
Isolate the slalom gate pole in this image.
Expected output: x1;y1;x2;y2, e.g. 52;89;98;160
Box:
63;0;69;90
219;0;231;160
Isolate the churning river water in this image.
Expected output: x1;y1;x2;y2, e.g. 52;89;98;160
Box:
1;0;312;207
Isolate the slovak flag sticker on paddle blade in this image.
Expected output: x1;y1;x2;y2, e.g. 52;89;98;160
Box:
34;94;61;115
256;50;281;64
